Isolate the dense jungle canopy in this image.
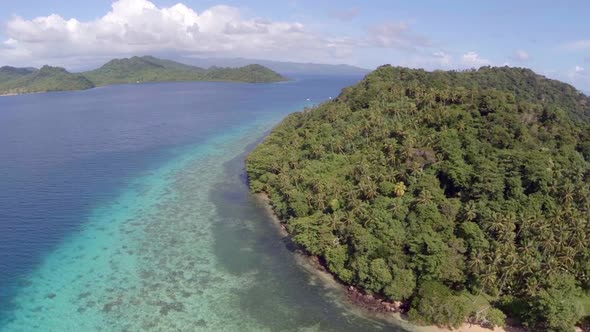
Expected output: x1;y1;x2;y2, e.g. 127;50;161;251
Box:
247;65;590;331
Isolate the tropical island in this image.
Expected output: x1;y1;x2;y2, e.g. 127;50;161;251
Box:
0;55;287;96
247;65;590;331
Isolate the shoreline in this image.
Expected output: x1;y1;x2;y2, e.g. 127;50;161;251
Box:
0;78;288;98
253;193;516;332
0;90;62;97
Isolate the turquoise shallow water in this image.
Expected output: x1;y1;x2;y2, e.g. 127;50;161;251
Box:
0;78;410;331
2;120;276;331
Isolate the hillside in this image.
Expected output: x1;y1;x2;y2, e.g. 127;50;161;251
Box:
0;66;94;95
177;56;371;76
247;65;590;331
0;56;288;96
82;55;205;86
0;66;37;84
204;64;288;83
83;56;286;86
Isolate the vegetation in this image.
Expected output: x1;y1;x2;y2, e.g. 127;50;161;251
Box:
84;56;286;86
202;64;289;83
0;66;93;95
0;56;287;95
82;55;202;86
185;57;370;75
246;65;590;331
0;66;36;83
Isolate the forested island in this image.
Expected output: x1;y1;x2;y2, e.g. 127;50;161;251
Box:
0;56;287;96
247;66;590;331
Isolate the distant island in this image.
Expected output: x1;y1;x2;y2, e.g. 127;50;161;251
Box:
0;56;288;96
174;56;371;76
247;66;590;331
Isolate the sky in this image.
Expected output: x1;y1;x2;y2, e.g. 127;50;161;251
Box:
0;0;589;90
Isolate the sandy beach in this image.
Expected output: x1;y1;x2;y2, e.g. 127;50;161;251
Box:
413;322;524;332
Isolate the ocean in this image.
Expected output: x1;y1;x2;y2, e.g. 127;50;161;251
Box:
0;77;408;331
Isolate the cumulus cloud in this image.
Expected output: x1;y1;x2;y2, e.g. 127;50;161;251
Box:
461;51;491;68
432;51;452;66
563;39;590;51
0;0;363;66
394;51;453;70
566;65;588;85
514;49;530;61
367;22;430;50
0;0;439;67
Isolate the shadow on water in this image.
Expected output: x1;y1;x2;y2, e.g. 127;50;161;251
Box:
207;139;410;332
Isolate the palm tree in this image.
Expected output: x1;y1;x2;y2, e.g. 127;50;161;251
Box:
393;182;407;197
518;254;539;278
499;253;519;290
417;189;434;205
480;268;498;294
541;256;559;278
383;139;399;165
516;213;535;239
562;183;575;206
498;229;516;244
456;120;467;132
485;212;505;235
559;246;576;265
468;250;487;274
463;201;478;222
518;239;537;258
359;177;379;200
525;277;541;296
311;143;326;159
350;200;367;219
330;211;344;230
387;105;403;120
568;221;586;250
543;237;559;257
533;219;551;242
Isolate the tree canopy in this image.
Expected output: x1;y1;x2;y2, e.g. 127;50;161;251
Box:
247;65;590;331
0;56;287;95
84;56;287;86
0;66;94;95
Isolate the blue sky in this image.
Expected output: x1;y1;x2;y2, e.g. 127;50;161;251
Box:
0;0;589;90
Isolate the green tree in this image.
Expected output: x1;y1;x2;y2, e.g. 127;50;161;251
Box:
409;281;471;328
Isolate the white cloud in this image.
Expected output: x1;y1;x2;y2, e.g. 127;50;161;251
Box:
514;49;530;61
432;51;452;66
565;65;589;87
367;22;430;50
394;51;454;70
0;0;361;66
461;51;491;68
562;39;590;51
0;0;437;68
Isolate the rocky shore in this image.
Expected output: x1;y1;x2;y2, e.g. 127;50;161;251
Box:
346;284;403;314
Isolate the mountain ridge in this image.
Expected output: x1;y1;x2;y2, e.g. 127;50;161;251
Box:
0;66;94;95
175;56;371;76
0;56;288;96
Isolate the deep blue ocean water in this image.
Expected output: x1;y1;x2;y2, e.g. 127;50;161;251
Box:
0;77;410;331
